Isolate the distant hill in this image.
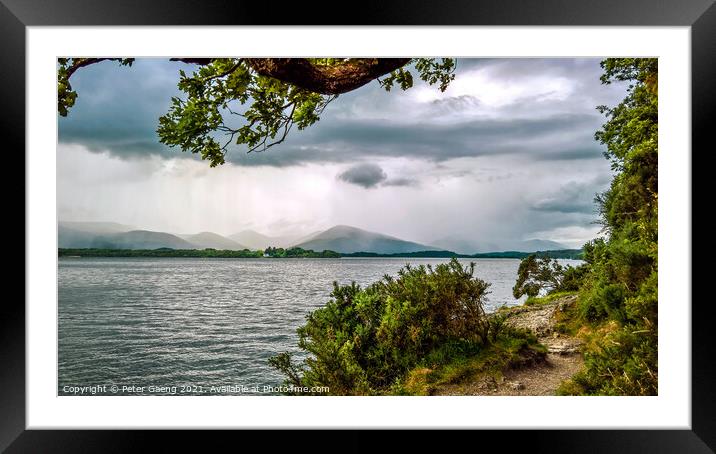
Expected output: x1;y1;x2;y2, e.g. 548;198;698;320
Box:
59;221;245;250
59;247;583;259
58;221;571;255
88;230;196;250
59;221;136;248
295;225;439;254
59;221;135;234
431;237;501;254
179;232;247;250
432;236;569;254
505;239;569;252
229;230;272;249
472;249;583;259
291;230;322;246
59;225;96;248
343;249;583;259
229;229;321;249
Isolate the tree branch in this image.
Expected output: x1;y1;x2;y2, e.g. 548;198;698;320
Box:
63;58;415;97
64;58;126;79
168;58;215;65
244;58;413;95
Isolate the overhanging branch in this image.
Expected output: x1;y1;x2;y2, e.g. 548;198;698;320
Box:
244;58;413;95
62;57;414;97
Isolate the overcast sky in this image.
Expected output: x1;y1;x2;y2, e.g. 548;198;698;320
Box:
57;58;628;248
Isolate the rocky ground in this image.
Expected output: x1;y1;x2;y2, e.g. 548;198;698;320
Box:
435;294;583;396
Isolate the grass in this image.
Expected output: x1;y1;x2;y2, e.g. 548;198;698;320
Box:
551;299;626;395
524;290;578;307
391;328;547;395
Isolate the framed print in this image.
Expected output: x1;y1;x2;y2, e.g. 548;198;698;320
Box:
5;0;714;450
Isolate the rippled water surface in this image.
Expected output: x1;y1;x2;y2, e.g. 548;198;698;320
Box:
58;257;580;395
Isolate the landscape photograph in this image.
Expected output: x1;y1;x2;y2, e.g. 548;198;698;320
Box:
57;57;658;396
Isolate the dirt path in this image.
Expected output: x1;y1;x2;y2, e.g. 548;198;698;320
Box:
436;295;584;396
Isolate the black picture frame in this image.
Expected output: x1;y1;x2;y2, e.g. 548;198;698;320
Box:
5;0;713;451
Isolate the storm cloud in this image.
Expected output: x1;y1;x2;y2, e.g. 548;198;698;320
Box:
58;58;623;168
531;177;611;215
57;57;630;248
337;163;387;188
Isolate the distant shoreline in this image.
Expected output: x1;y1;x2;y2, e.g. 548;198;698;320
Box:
58;248;584;260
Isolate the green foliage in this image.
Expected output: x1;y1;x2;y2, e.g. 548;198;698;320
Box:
551;296;584;336
564;58;658;396
269;258;499;395
558;264;590;292
59;57;456;167
394;327;546;395
594;59;658;233
579;282;628;322
57;65;76;117
57;58;134;117
263;246;340;258
379;58;456;92
512;254;567;298
158;58;455;166
524;290;578;307
156;59;334;166
562;272;657;395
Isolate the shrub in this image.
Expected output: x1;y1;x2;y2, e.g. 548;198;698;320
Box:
393;326;546;395
269;258;495;395
561;270;657;395
559;58;658;396
513;254;586;298
557;264;589;292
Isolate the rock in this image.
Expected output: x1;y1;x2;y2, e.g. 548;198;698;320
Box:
558;294;578;311
504;304;557;336
502;294;580;337
545;338;583;354
479;376;498;392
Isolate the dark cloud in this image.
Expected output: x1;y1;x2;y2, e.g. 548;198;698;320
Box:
58;57;626;249
58;57;623;169
531;179;609;214
337;163;387;188
336;164;420;189
219;113;606;167
58;59;195;161
533;148;605;161
383;177;420;187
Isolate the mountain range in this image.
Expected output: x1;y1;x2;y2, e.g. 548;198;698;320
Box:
58;221;568;254
432;236;568;254
295;225;438;254
178;232;247;250
228;230;319;250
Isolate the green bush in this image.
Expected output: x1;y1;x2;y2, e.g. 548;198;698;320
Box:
269;258;495;395
562;270;657;395
513;254;588;299
556;264;589;292
512;254;566;298
394;326;546;395
579;282;627;322
560;58;658;396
